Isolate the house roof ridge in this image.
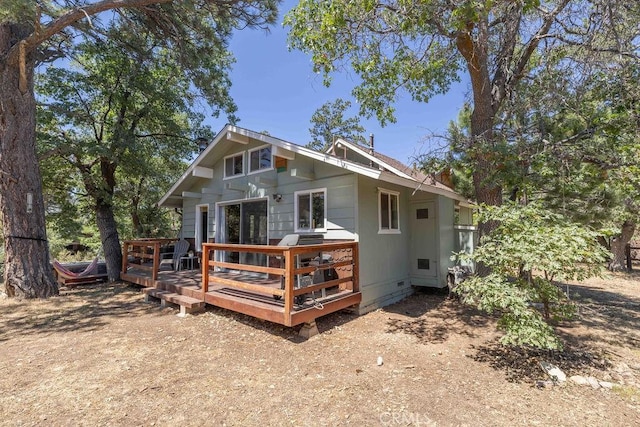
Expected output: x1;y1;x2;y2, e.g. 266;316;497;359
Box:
157;124;467;208
329;137;454;192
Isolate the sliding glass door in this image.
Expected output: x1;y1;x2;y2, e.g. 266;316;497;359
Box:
218;199;268;268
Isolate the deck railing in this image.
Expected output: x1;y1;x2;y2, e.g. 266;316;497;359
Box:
122;238;177;281
201;241;359;319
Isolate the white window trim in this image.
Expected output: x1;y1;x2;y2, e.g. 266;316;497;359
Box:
247;144;274;175
294;188;327;233
223;152;245;180
378;187;401;234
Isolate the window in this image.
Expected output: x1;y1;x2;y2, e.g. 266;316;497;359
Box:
295;188;326;232
248;145;272;174
378;188;400;233
224;153;244;178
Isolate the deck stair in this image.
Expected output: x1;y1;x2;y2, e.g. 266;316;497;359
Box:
143;287;205;317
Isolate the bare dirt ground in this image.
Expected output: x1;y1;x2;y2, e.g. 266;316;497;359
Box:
1;272;639;426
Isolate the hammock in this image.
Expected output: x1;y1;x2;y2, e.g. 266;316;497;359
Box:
53;258;99;279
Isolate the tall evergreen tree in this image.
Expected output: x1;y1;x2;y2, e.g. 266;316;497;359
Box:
37;34;211;280
0;0;279;298
285;0;639;244
307;98;366;151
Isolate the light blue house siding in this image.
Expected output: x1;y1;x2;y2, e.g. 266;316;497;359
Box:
354;176;457;313
181;139;358;243
355;175;413;312
161;125;471;318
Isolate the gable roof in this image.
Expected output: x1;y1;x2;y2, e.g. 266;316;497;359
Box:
327;138;456;193
158;124;470;208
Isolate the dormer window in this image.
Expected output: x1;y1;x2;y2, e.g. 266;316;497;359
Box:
248;145;272;174
224;153;244;179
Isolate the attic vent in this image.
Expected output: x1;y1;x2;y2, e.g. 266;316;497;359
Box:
416;208;429;219
417;259;430;270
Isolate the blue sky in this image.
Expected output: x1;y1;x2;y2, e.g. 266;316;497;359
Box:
207;0;470;165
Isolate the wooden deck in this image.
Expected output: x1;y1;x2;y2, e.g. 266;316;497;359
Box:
121;240;361;327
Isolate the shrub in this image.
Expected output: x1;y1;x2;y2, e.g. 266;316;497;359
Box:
456;202;609;350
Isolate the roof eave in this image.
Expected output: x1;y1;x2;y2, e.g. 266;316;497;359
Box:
157;124;473;208
333;138;415;180
377;171;469;203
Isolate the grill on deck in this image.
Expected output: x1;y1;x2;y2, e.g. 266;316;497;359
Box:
277;234;338;299
277;233;324;247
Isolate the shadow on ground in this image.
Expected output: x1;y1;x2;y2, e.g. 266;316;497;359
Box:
0;282;160;342
470;339;611;383
565;282;640;350
382;287;492;345
470;279;640;383
179;299;360;344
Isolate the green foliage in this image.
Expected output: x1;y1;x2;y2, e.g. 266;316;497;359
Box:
418;106;477;199
285;0;463;125
47;224;102;262
469;203;608;282
423;39;640;255
497;56;640;260
307;98;366;151
286;0;638;215
0;0;35;22
456;202;609;350
36;26;218;247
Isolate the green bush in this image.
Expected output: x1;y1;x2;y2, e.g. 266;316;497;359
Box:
456;202;608;350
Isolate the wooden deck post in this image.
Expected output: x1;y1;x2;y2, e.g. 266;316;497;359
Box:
626;243;632;272
284;248;295;326
202;244;210;299
152;241;160;281
351;242;359;293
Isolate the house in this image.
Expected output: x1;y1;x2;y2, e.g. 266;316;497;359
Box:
157;124;475;315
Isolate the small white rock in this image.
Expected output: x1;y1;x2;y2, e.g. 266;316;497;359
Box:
587;376;600;389
570;375;589;385
599;381;613;389
540;361;566;382
377;356;384;366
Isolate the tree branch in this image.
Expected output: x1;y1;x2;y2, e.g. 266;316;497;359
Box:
134;132;190;139
5;0;173;65
504;0;572;100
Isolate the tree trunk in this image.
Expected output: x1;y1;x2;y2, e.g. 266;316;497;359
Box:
131;208;144;237
96;201;123;282
0;24;58;298
608;220;635;272
79;156;123;282
456;19;503;222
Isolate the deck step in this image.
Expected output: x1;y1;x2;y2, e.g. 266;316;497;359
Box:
143;287;205;317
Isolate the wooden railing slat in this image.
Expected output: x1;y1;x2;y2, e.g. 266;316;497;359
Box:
292;276;353;296
128;264;154;272
204;243;288;254
208;275;284;296
212;261;285;276
121;238;180;280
